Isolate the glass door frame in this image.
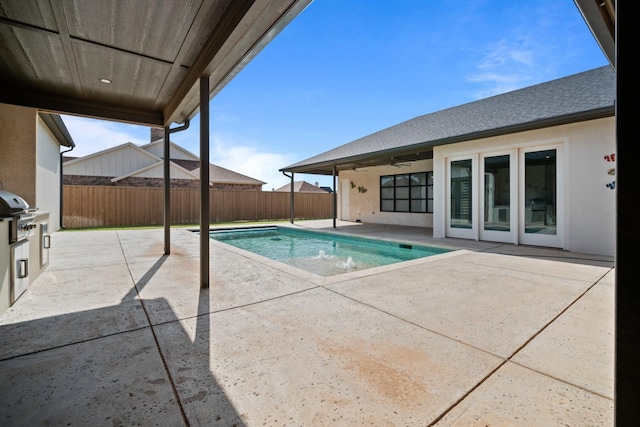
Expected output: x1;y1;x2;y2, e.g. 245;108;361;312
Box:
518;144;564;248
446;154;478;240
479;150;518;244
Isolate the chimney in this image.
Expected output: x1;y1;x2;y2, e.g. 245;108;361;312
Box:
150;127;164;142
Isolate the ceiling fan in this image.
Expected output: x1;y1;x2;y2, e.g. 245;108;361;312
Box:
348;162;370;171
390;161;412;168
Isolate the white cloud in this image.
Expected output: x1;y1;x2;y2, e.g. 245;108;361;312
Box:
211;133;296;191
467;38;537;98
476;38;534;70
61;115;149;157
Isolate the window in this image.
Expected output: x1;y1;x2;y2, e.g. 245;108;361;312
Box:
380;172;432;213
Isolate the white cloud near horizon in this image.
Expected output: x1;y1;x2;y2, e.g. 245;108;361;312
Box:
210;133;297;191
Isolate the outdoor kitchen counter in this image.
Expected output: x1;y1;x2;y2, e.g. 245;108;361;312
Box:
0;220;9;314
0;212;50;316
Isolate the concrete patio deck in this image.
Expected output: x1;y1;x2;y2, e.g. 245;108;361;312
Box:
0;220;614;426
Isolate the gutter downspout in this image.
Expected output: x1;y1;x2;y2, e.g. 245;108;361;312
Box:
163;119;190;256
59;144;75;229
282;171;294;223
332;164;337;228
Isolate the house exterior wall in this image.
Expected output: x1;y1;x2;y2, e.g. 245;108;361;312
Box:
36;117;63;231
335;116;614;256
338;160;434;227
0;103;37;205
63;146;157;176
432;116;615;256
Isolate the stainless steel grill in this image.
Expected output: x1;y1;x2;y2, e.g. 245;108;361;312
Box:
0;190;37;244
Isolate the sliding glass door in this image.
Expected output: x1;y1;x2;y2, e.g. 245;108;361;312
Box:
519;147;562;247
447;158;475;239
445;145;562;248
480;153;515;243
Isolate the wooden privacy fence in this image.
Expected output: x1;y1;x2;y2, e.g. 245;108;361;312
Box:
63;185;333;228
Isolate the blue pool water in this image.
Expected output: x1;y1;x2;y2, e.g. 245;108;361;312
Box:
209;227;452;276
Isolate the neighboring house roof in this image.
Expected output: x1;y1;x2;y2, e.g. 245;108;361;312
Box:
140;139;200;161
281;66;615;175
111;161;198;183
171;159;200;171
274;181;329;192
192;164;266;186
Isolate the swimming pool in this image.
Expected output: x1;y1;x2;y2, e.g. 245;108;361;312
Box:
209;226;452;276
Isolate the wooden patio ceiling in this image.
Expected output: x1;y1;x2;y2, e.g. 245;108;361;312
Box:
0;0;312;127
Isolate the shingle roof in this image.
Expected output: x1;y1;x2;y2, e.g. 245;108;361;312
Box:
282;66;615;174
274;181;329;192
192;164;266;185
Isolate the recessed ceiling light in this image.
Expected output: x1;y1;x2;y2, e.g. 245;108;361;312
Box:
99;78;112;84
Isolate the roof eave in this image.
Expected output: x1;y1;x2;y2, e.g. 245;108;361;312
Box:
280;106;615;175
39;113;76;148
573;0;615;68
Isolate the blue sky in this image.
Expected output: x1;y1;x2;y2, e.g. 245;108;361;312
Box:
61;0;608;190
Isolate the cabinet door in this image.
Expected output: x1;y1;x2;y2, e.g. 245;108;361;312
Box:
40;222;50;267
11;240;30;305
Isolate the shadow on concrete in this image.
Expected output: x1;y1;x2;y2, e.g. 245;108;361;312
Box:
0;255;246;426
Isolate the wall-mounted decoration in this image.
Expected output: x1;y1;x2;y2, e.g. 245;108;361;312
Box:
357;186;368;193
604;153;616;190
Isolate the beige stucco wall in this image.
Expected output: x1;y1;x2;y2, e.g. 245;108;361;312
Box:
338;159;434;228
432;116;615;256
0;103;37;206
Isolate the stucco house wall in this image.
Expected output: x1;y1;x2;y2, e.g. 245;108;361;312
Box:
336;116;614;256
339;160;434;227
432;116;615;256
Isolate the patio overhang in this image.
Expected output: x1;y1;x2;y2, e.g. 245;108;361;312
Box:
283;149;435;176
0;0;313;290
0;0;313;127
573;0;615;68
